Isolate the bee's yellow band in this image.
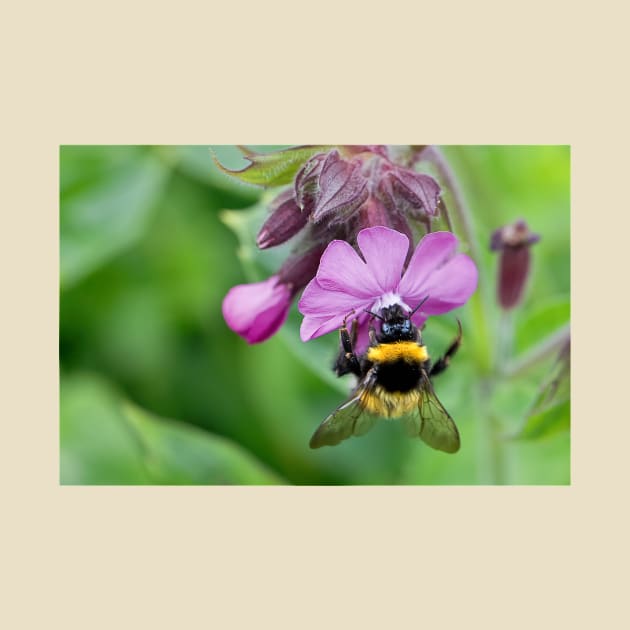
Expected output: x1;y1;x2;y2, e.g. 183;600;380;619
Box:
367;342;429;364
360;387;422;417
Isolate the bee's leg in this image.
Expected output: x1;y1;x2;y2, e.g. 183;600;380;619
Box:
429;319;463;378
334;316;361;377
368;317;378;346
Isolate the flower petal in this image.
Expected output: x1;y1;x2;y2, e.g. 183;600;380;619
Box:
315;239;382;298
398;231;459;299
245;301;291;343
300;310;372;346
298;277;373;318
357;226;409;293
410;311;429;330
408;254;478;315
300;313;343;341
353;315;372;354
222;276;291;344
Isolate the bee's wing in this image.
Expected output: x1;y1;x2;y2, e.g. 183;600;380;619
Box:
309;370;379;449
401;370;460;453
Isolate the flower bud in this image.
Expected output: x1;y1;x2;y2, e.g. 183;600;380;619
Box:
256;190;308;249
490;219;540;310
357;195;390;228
277;244;327;295
294;152;328;215
295;150;369;225
377;164;441;226
222;276;292;344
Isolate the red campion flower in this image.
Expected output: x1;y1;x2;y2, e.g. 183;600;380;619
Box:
298;226;478;351
221;145;447;343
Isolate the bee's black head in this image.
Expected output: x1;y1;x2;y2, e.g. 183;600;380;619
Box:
377;304;417;342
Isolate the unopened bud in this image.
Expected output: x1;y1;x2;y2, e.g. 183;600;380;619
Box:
294;152;328;214
490;219;540;310
277;244;327;295
295;150;369;225
377;164;441;224
256;190;308;249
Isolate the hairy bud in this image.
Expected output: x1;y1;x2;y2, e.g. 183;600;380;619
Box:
257;190;308;249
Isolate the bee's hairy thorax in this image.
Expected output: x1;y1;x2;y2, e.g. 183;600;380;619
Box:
366;341;428;364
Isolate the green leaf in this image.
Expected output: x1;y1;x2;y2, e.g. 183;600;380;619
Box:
60;147;169;289
61;372;151;484
519;399;570;440
61;372;285;484
212;145;332;187
516;344;570;440
509;431;570;485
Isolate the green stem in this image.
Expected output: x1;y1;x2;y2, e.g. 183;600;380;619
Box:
424;146;482;263
423;147;509;483
478;378;507;484
437;198;454;232
496;310;514;374
490;310;514;483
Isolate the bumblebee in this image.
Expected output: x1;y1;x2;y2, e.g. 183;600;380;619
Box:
309;302;462;453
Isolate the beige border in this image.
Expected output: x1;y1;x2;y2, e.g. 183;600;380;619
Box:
3;2;627;628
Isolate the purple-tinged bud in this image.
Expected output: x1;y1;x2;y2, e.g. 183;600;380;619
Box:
222;276;292;344
377;165;441;225
294;152;328;215
295;150;369;225
340;145;390;159
357;196;390;228
277;244;327;295
256;190;308;249
490;219;541;310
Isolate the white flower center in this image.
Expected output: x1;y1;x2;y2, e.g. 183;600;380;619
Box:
372;291;410;313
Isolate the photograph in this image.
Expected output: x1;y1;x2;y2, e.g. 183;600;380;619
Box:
60;145;570;484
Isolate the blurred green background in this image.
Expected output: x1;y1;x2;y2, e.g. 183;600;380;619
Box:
60;145;570;485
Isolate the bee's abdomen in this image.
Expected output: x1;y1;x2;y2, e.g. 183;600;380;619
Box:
375;360;422;393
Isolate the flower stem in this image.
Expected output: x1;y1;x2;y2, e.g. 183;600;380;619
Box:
478;378;507;484
496;310;514;374
423;147;507;482
437;199;454;232
489;310;514;483
423;146;482;263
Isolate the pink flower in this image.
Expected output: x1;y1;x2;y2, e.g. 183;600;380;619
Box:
220;146;455;345
298;226;478;348
222;276;292;344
